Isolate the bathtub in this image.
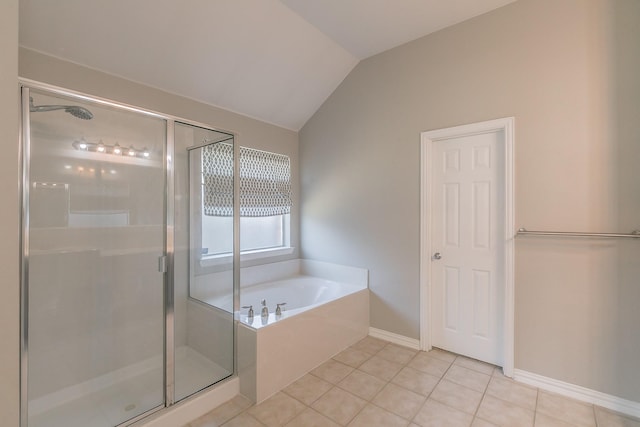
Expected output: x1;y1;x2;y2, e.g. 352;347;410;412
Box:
189;259;369;402
225;259;370;402
205;275;365;328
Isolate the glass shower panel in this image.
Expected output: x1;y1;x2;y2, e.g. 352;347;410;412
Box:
25;90;166;426
173;122;234;402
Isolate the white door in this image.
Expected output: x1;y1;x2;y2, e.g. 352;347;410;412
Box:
430;130;505;365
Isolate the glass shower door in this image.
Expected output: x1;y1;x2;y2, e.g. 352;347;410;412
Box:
24;89;166;426
173;122;235;402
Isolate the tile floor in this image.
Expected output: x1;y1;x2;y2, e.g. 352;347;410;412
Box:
185;337;640;427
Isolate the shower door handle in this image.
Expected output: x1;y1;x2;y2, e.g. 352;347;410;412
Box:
158;255;167;273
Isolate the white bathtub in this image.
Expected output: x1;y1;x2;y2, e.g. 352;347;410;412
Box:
231;259;370;402
210;275;364;328
192;259;368;328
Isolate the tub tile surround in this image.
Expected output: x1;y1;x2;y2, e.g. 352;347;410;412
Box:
185;336;640;427
236;260;370;403
239;289;369;402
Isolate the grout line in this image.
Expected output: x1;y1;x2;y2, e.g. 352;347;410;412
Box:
367;349;439;422
533;386;540;426
472;361;489;420
354;359;402;421
413;353;461;417
306;406;340;426
365;371;417;422
289;338;390;418
334;344;437;424
218;344;610;427
344;398;369;425
247;411;266;427
282;379;332;408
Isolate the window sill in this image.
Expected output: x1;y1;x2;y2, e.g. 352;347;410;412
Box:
200;246;295;268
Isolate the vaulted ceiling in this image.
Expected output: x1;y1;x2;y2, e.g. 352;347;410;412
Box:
19;0;516;130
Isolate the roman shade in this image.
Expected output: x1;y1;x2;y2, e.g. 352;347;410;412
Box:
202;143;291;217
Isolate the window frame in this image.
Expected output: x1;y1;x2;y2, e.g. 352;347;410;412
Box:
196;145;294;271
199;213;293;268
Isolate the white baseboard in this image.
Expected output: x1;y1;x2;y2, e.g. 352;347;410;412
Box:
513;369;640;420
369;327;420;350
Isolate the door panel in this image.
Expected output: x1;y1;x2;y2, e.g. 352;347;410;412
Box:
26;89;166;426
444;267;460;331
431;131;504;365
444;183;460;246
472;269;491;338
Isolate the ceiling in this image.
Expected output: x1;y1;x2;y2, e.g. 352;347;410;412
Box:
19;0;516;131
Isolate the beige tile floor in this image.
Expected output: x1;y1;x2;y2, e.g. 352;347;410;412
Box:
185;337;640;427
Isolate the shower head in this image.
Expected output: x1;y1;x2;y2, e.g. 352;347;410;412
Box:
29;97;94;120
64;106;94;120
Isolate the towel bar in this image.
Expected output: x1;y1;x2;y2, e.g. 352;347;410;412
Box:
517;228;640;239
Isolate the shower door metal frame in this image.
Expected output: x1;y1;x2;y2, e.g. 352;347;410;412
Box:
18;79;240;427
165;119;176;407
19;85;31;427
182;123;240;399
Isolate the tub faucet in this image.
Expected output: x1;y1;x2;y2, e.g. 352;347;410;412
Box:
242;305;254;320
261;299;268;317
275;302;287;316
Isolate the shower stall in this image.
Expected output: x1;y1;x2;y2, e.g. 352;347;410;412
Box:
20;83;239;427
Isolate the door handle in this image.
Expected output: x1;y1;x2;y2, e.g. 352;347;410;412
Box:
432;252;442;260
158;255;167;273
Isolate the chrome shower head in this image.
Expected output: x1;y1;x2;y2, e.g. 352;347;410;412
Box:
63;106;94;120
29;97;94;120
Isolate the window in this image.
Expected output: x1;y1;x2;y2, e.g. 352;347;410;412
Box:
200;144;292;262
201;214;290;256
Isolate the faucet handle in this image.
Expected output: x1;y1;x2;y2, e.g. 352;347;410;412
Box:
241;305;254;317
261;299;267;306
275;302;287;316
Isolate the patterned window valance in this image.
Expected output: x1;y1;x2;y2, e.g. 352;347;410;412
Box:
202;143;291;217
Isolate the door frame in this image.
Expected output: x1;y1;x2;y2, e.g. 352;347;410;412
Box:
419;117;515;377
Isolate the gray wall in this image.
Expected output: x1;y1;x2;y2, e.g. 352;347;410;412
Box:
0;0;20;425
300;0;640;402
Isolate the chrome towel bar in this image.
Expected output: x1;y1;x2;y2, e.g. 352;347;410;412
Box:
517;228;640;239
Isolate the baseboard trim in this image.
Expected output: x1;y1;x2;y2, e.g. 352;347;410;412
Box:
368;327;420;350
513;369;640;419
